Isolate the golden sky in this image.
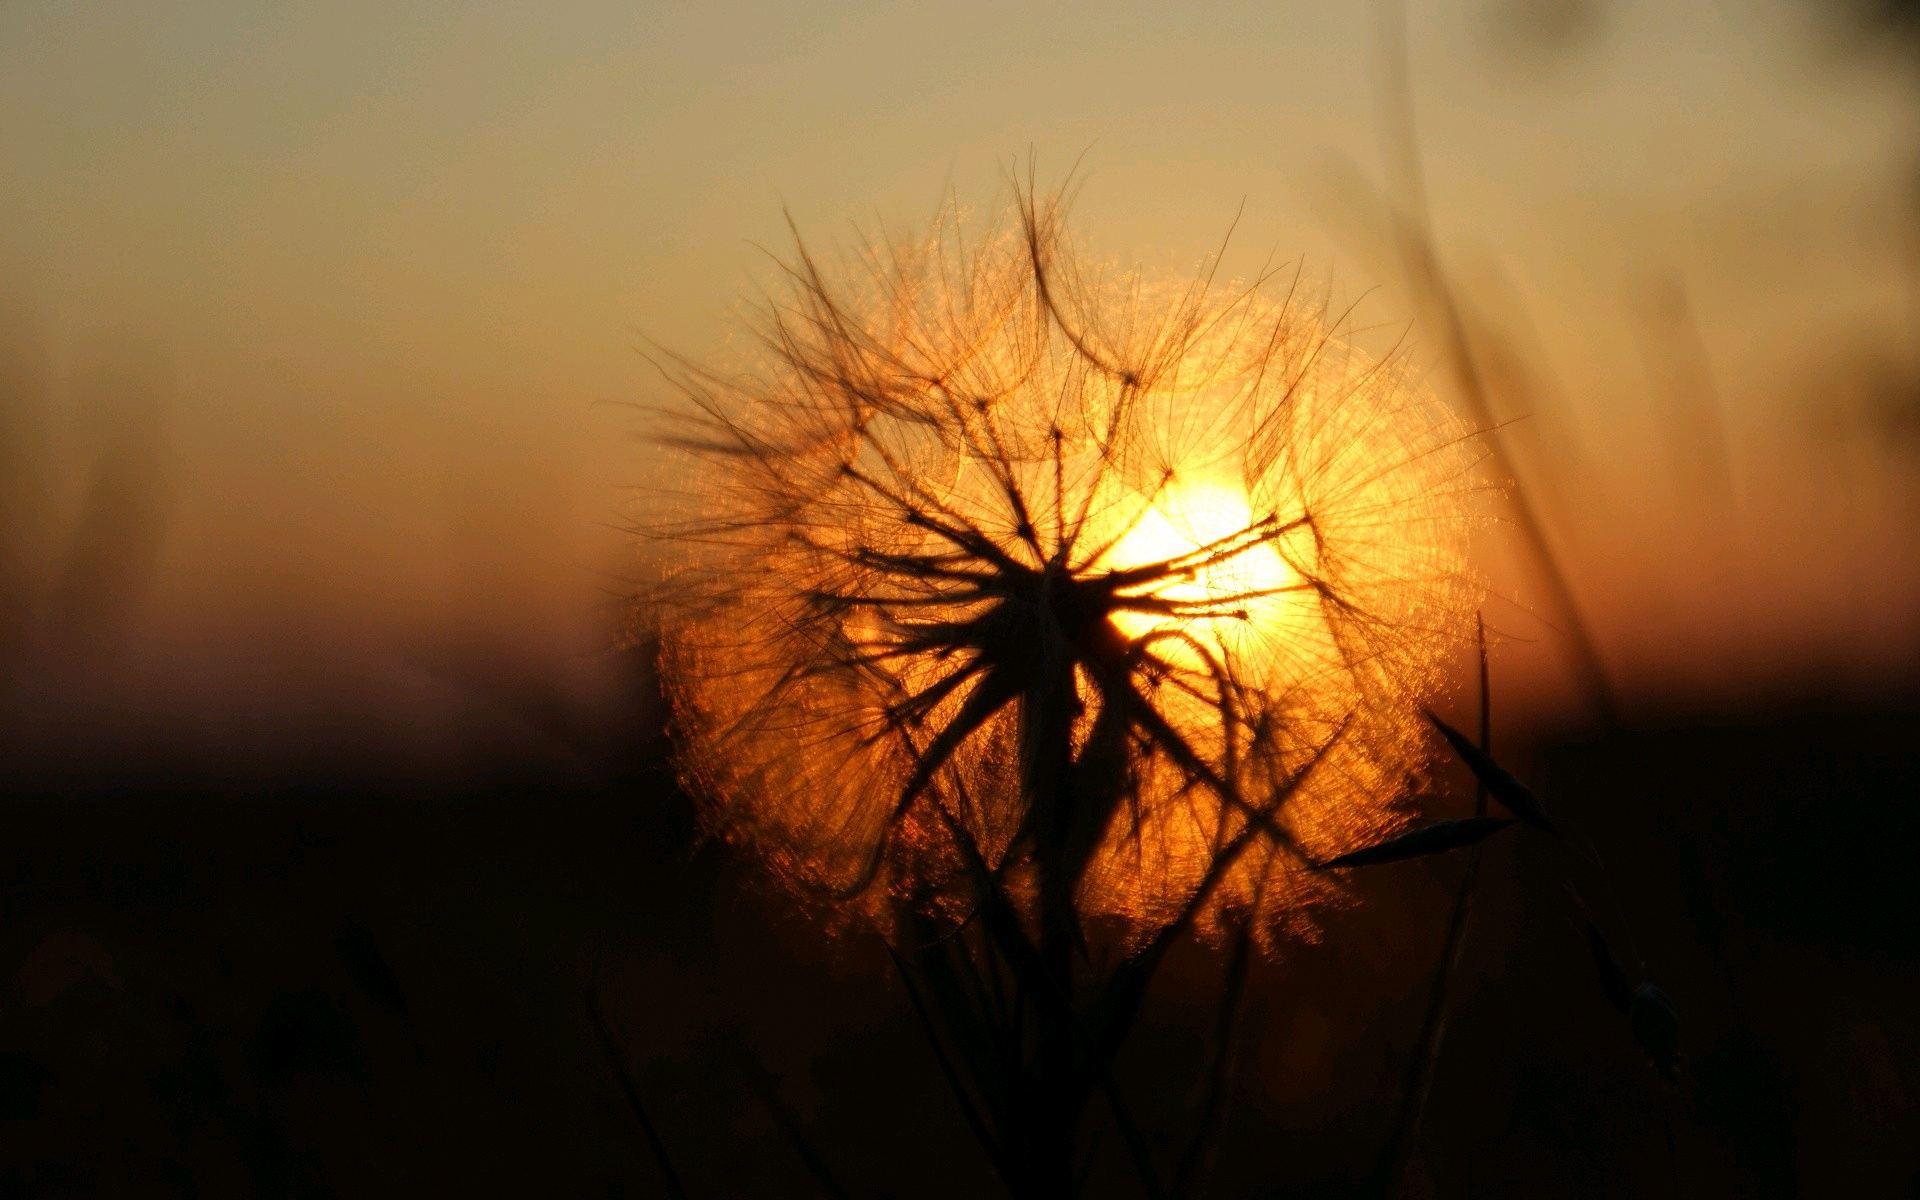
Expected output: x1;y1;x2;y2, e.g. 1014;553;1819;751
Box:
2;0;1914;742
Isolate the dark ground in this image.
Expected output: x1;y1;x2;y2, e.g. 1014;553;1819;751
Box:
2;644;1916;1197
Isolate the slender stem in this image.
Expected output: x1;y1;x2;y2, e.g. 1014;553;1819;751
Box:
1097;1072;1170;1200
888;946;1012;1189
1373;0;1619;729
1173;922;1255;1197
1024;635;1089;1198
586;989;693;1200
751;1066;855;1200
1382;613;1491;1194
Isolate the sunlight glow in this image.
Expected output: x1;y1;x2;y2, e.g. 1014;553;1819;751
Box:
1102;478;1300;661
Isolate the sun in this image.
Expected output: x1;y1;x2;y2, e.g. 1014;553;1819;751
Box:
1100;476;1302;662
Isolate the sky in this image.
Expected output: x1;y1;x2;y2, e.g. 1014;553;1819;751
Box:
2;0;1915;746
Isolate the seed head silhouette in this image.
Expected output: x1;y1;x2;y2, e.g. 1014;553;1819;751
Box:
648;186;1481;948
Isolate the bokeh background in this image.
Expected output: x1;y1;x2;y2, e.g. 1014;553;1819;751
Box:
2;1;1916;1195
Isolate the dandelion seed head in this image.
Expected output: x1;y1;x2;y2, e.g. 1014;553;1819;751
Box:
647;190;1482;948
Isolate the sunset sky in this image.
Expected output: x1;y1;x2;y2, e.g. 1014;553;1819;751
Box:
3;0;1915;742
5;8;1920;1196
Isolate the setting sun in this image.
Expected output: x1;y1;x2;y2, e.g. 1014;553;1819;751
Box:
1101;477;1302;658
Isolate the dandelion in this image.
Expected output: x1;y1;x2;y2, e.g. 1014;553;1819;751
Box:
643;183;1481;950
637;180;1484;1194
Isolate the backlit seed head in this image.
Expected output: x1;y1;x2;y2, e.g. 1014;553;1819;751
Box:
645;188;1483;948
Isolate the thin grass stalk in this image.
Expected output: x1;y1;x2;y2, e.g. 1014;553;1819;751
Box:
887;945;1014;1190
1173;921;1255;1198
1380;612;1491;1194
750;1066;855;1200
586;989;693;1200
1371;0;1619;728
1097;1071;1171;1200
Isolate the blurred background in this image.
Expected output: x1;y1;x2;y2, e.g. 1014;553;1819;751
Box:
1;1;1915;1195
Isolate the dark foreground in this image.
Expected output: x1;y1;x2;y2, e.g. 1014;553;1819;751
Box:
2;650;1915;1197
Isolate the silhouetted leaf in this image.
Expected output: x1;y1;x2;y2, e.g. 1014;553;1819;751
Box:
1319;816;1515;869
1423;710;1559;834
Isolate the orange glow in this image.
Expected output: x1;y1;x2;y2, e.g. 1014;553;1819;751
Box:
1102;477;1301;662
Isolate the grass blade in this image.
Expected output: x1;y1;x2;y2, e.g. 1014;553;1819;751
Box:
1422;709;1559;835
1320;816;1514;870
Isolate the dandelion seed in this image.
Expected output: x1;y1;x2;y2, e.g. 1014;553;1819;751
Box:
644;186;1482;947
